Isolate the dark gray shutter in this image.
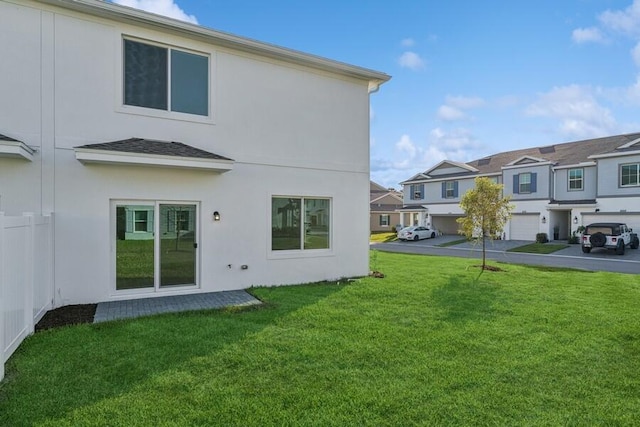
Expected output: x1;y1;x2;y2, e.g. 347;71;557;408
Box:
453;181;459;197
513;175;519;194
531;173;537;192
441;182;446;198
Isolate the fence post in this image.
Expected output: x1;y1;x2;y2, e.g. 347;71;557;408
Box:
23;213;35;335
0;212;6;381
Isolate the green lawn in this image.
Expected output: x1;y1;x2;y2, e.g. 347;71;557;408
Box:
2;251;640;425
370;231;397;243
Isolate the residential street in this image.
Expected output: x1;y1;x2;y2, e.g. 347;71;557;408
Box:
372;236;640;275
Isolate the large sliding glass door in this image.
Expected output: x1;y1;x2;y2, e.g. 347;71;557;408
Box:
115;202;198;292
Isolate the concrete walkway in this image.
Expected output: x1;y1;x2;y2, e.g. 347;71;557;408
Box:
93;290;261;323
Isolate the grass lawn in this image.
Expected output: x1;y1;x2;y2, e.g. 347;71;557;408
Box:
2;252;640;425
370;231;397;243
507;242;570;254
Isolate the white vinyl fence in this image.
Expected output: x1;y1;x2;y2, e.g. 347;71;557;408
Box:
0;213;53;381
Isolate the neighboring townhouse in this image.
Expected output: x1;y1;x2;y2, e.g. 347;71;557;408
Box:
369;181;404;232
399;133;640;240
0;0;389;306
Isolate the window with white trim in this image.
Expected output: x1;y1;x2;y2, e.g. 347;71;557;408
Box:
519;173;532;193
124;39;209;116
379;214;390;226
568;168;583;191
621;163;640;187
271;197;330;251
445;181;456;198
134;210;148;232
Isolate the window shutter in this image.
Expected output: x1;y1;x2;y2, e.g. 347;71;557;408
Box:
441;182;446;198
531;173;537;192
513;175;519;194
453;181;459;197
410;185;415;200
147;209;154;233
125;210;133;233
168;210;175;232
419;184;424;199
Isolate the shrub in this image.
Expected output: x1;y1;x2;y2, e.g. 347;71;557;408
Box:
536;233;549;243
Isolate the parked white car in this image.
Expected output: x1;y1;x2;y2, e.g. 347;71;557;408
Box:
397;226;436;241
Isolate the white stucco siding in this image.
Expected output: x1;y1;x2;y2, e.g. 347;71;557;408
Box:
54;152;369;305
47;10;370;173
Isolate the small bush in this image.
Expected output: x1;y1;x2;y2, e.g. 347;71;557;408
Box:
536;233;549;243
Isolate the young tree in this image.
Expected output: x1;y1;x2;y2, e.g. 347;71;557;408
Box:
457;177;513;270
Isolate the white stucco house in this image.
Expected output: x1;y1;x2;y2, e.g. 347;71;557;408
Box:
0;0;390;306
399;133;640;240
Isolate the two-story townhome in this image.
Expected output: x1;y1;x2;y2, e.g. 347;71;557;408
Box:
369;181;404;232
399;133;640;241
0;0;389;306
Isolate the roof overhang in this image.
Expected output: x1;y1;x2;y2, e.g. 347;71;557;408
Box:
0;140;35;161
74;148;234;172
37;0;390;91
588;149;640;160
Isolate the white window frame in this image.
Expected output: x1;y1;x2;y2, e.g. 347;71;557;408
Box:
620;163;640;187
379;214;390;227
117;36;214;124
133;209;149;233
519;173;532;194
269;195;333;259
568;168;584;191
445;181;455;198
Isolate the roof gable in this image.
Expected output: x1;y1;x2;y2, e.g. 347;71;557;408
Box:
425;160;478;176
506;155;549;166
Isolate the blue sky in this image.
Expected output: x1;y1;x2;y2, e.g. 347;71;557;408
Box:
114;0;640;189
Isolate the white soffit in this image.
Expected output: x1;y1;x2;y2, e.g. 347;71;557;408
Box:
74;148;234;172
0;140;34;161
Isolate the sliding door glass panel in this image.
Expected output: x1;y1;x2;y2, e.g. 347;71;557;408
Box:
160;204;196;287
116;204;155;290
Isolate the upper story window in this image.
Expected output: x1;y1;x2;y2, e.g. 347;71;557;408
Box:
442;181;458;199
568;168;583;191
513;172;537;194
621;163;640;187
410;184;424;200
124;39;209;116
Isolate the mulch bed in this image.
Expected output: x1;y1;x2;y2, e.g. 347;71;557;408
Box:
35;304;97;332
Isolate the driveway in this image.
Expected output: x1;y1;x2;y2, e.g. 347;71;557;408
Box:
373;235;640;274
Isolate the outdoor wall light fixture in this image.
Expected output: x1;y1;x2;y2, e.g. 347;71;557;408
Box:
573;216;578;224
541;216;546;224
213;211;221;221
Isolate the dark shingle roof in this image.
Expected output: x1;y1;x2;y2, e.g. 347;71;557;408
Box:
76;138;233;161
466;132;640;175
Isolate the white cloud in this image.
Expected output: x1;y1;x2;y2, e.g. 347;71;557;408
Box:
401;38;415;47
437;105;466;121
525;85;616;138
632;41;640;67
572;27;606;44
436;95;485;121
398;51;426;70
112;0;198;24
599;0;640;36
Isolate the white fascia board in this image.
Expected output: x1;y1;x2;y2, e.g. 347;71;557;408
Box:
425;160;478;175
501;161;554;170
370;192;403;204
75;148;234;172
588;149;640;160
38;0;390;89
552;161;596;171
0;140;35;161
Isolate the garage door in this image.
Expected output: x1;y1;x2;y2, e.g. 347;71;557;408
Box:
582;214;640;233
510;214;539;241
432;216;462;235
